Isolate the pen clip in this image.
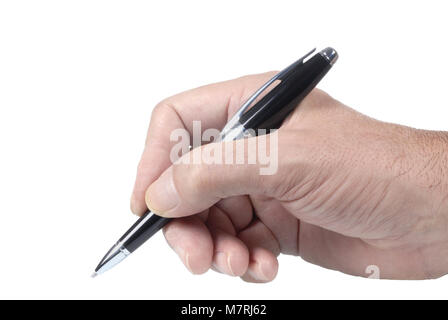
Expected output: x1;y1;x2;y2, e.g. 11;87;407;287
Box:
224;48;316;127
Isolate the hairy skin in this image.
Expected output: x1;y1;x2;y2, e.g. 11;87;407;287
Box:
131;72;448;281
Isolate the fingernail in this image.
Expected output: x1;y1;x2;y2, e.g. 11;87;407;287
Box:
165;229;194;274
247;262;269;281
260;261;277;280
130;194;137;214
145;167;180;215
130;194;141;216
227;254;236;276
185;253;193;273
130;194;149;216
214;252;235;276
170;243;193;274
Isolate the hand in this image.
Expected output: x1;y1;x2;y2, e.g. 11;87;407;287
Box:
131;72;448;281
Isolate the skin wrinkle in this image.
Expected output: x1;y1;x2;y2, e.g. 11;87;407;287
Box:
398;133;448;234
332;183;389;238
315;228;359;273
330;173;372;211
295;219;301;256
239;218;282;256
206;206;237;236
366;183;398;236
419;134;448;191
299;173;350;225
261;221;282;255
416;151;439;183
364;200;430;249
227;83;244;121
390;153;412;179
436;133;448;194
214;198;253;232
164;102;191;141
171;164;206;214
417;244;435;279
276;156;332;204
280;174;330;219
225;91;237;125
263;226;282;256
250;194;297;255
348;177;384;224
398;131;436;184
360;180;394;237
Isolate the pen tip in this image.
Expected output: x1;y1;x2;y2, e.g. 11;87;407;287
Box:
91;272;98;278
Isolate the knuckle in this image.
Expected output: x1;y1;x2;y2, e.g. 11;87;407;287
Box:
145;98;178;146
171;161;210;202
151;99;171;120
188;164;210;192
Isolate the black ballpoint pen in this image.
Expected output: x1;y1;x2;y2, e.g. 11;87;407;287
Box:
92;47;338;277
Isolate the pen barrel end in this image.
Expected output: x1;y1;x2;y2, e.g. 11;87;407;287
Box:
320;47;338;65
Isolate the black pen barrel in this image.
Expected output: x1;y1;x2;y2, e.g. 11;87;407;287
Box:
120;211;171;253
238;49;335;131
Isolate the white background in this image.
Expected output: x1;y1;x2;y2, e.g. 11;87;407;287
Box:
0;0;447;299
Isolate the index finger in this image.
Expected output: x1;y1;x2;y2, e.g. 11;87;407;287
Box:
130;72;276;215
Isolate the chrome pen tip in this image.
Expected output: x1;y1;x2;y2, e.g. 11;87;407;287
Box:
320;47;338;66
91;272;98;278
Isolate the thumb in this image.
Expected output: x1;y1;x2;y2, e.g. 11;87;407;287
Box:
145;136;279;218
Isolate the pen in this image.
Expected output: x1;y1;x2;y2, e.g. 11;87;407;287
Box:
92;47;338;277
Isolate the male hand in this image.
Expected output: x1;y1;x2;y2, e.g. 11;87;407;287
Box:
131;72;448;282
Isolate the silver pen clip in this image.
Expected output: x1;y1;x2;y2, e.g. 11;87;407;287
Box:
220;48;316;137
